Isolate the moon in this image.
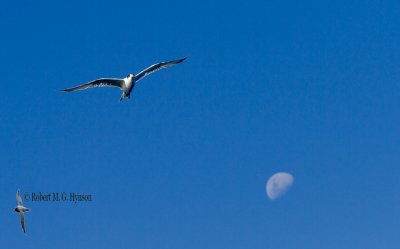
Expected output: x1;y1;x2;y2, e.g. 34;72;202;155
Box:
266;172;294;200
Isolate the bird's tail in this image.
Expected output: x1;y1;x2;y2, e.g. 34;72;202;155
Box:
120;92;130;101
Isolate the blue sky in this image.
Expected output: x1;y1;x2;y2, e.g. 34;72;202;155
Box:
1;0;400;248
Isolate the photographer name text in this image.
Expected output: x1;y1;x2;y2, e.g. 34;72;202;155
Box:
23;192;93;203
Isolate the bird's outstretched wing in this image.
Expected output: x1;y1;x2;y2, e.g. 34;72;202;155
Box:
60;78;124;92
16;190;22;206
135;57;187;83
19;212;26;234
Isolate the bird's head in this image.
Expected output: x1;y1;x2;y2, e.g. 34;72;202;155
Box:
127;74;134;78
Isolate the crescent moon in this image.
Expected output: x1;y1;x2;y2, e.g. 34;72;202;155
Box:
266;172;294;200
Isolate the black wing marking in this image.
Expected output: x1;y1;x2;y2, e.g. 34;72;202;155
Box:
134;57;187;83
61;78;124;92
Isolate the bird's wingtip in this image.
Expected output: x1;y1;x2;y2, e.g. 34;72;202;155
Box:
178;56;188;63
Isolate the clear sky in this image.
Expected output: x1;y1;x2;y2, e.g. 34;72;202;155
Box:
1;0;400;248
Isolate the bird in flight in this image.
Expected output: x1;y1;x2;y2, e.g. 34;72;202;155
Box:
61;57;187;101
15;190;30;235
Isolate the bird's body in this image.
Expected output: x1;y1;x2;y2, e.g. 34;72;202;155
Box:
15;190;29;235
61;57;187;101
123;75;134;90
120;74;135;101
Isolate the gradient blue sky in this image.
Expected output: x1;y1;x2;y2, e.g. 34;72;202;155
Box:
2;0;400;248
